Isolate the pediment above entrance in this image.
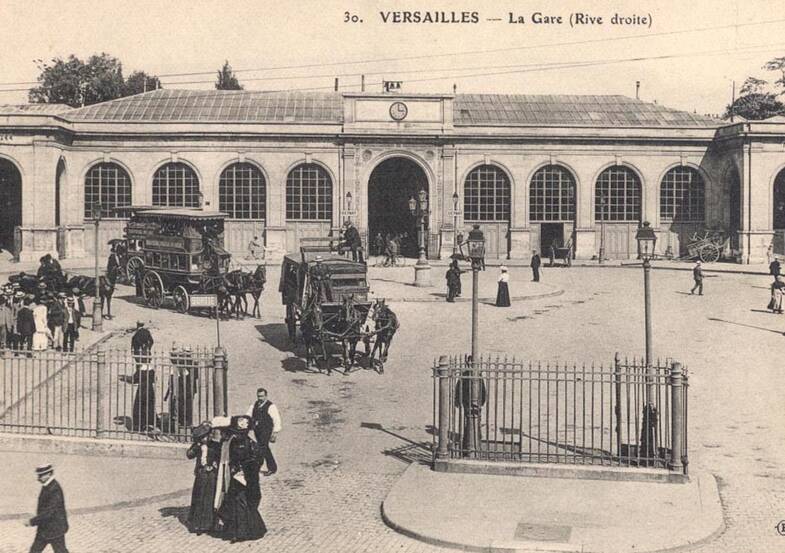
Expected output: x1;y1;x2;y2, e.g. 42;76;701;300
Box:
343;92;453;133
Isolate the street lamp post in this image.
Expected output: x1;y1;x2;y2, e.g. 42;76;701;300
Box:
599;193;607;264
92;203;103;332
635;221;657;463
465;225;485;455
408;189;431;287
452;191;460;256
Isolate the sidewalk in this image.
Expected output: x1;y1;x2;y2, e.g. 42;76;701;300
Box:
382;464;724;553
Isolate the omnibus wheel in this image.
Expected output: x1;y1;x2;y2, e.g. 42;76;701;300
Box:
142;271;165;309
126;257;144;286
173;285;190;314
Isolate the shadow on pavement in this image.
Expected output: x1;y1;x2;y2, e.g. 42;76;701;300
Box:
362;422;432;466
255;324;292;352
159;505;190;529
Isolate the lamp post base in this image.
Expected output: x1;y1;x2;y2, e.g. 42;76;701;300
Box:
91;297;103;332
414;263;432;287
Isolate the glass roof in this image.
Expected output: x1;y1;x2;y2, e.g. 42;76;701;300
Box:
57;90;719;128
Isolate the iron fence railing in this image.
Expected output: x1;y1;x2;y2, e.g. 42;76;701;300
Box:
432;353;688;473
0;346;228;442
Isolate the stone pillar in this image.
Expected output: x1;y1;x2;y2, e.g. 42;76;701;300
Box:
263;158;287;260
574;161;597;260
439;147;457;259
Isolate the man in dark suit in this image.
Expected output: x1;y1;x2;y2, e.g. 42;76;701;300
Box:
62;298;81;353
16;297;35;352
131;321;154;364
341;220;364;264
25;464;69;553
531;250;542;282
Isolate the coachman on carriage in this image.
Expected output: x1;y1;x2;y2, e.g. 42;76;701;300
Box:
117;209;264;317
279;238;397;373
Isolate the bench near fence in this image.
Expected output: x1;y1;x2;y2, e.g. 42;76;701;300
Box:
432;354;688;476
0;346;227;442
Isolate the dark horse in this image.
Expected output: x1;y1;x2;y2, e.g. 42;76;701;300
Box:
66;269;117;319
369;300;399;373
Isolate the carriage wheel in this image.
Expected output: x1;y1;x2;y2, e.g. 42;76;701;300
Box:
699;244;720;263
172;285;190;314
285;304;297;343
142;271;165;309
126;257;144;286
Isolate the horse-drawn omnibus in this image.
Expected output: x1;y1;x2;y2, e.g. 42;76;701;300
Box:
279;238;397;372
128;209;233;312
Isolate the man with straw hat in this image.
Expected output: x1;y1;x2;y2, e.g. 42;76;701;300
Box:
24;463;69;552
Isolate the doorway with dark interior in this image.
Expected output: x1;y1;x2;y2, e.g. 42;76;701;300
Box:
540;223;564;264
368;157;429;259
0;158;22;255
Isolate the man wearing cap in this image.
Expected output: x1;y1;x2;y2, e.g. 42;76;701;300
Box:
25;464;69;553
531;250;542;282
310;257;332;303
690;260;704;295
9;291;24;350
48;294;65;352
246;388;282;476
68;289;85;328
131;321;154;363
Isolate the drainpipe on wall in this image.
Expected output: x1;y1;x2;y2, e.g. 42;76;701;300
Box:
746;135;753;264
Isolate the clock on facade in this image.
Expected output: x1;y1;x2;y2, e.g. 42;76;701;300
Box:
389;101;408;121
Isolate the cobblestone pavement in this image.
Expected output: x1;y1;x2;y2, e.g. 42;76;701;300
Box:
1;266;784;552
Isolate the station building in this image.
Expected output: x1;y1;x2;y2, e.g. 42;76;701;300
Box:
1;88;785;264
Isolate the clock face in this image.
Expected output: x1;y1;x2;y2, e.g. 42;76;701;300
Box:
389;101;408;121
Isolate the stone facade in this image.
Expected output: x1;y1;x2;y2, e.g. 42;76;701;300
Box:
1;91;784;264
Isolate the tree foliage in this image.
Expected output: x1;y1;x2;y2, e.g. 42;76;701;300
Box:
124;71;161;96
724;93;785;121
726;56;785;120
215;61;243;90
29;53;161;108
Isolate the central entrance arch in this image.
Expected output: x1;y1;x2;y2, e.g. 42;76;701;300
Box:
0;158;22;254
367;156;429;258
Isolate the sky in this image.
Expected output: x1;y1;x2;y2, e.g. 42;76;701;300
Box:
1;0;784;115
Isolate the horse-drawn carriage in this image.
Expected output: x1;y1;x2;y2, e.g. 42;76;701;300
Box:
279;239;397;373
124;209;264;317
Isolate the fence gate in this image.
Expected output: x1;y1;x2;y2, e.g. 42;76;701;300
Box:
0;346;227;442
432;354;688;474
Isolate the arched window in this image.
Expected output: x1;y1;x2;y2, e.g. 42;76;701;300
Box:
152;162;200;208
219;163;266;219
286;163;332;220
595;166;641;222
529;165;576;221
464;164;511;221
660;167;705;222
84;162;132;219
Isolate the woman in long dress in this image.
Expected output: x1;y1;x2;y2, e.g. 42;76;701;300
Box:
495;266;511;307
770;276;785;313
119;363;156;432
217;415;267;542
186;423;222;534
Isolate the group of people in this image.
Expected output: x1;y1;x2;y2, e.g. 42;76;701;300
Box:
185;388;281;543
373;231;409;267
0;283;84;353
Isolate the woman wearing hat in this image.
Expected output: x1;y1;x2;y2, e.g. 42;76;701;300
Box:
216;415;267;542
495;266;511;307
186;421;222;534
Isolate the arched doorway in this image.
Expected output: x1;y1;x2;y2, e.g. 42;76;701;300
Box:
773;168;785;254
367;157;429;258
0;158;22;254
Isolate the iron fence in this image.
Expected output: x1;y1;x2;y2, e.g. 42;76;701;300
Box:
432;354;688;473
0;346;227;442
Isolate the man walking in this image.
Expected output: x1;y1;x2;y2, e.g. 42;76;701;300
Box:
25;464;69;553
770;257;781;278
247;388;282;476
531;250;542;282
691;260;704;295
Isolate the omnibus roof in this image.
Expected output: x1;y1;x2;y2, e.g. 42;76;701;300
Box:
132;208;228;220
